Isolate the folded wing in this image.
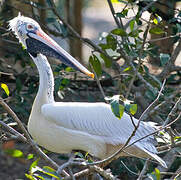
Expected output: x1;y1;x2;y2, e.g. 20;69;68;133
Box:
41;102;156;146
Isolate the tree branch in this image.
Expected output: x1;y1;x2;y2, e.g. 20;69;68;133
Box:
159;39;181;79
0;98;69;176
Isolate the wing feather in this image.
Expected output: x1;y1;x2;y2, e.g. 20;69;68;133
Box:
41;102;156;146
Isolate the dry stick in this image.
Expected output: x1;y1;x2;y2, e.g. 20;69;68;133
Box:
159;38;181;80
0;98;69;177
121;161;139;176
107;0;121;28
137;159;150;180
65;168;90;180
125;112;181;151
89;63;107;101
158;141;181;152
163;96;181;126
54;160;115;180
143;86;181;120
172;165;181;179
0;120;26;142
138;79;166;121
147;33;180;43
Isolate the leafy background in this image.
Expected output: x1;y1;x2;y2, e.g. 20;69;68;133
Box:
0;0;181;179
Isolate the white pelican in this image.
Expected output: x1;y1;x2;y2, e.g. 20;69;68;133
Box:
9;14;166;168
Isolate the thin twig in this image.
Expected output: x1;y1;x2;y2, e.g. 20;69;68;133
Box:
121;161;139;176
89;64;107;101
159;39;181;79
163;96;181;126
0;120;26;142
143;87;181;120
139;79;166;121
125;112;181;151
107;0;121;28
137;159;149;180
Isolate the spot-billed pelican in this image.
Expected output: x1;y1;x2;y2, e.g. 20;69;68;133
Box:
9;14;166;168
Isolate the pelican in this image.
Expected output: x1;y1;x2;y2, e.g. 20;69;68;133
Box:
9;14;166;168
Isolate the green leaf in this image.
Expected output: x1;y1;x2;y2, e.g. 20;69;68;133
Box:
27;153;34;160
110;99;124;119
128;30;139;37
61;78;70;85
123;66;131;72
65;67;74;72
111;28;127;36
174;136;181;142
116;9;128;18
129;20;135;31
100;54;112;68
20;42;26;50
111;0;120;3
1;83;10;96
5;149;23;158
153;18;158;25
25;173;35;180
99;43;110;50
30;158;40;172
155;168;161;180
160;53;170;66
149;27;165;35
43;166;56;173
106;34;117;50
129;104;137;115
41;167;60;179
89;55;102;77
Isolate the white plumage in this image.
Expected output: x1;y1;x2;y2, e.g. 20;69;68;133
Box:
9;14;167;168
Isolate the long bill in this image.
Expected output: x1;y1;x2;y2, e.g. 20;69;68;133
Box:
28;29;94;79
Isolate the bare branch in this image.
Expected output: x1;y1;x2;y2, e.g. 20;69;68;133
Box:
139;79;166;121
137;159;150;180
163;96;181;126
107;0;122;28
159;39;181;79
0;98;69;176
0;120;26;142
143;86;181;120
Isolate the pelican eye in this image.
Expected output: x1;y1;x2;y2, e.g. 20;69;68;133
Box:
27;24;34;30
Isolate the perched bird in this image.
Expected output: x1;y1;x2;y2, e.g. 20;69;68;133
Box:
9;14;166;168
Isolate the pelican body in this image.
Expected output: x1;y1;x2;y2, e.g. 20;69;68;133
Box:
9;14;166;167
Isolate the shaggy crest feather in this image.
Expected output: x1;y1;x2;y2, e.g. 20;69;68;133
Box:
8;13;40;46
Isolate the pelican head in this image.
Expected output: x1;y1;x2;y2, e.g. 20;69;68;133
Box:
9;13;94;78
